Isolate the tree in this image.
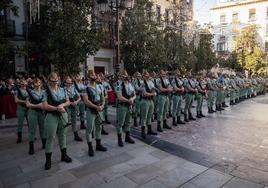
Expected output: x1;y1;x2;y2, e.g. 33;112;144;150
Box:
30;0;101;76
235;25;266;75
121;0;167;74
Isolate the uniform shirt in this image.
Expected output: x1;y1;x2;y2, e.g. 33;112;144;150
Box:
103;81;111;95
116;81;135;98
141;80;155;97
134;79;144;95
171;77;184;89
65;86;80;101
82;84;103;104
75;82;86;95
156;77;170;90
44;86;69;104
27;89;46;103
183;78;196;92
196;79;206;92
14;87;29;100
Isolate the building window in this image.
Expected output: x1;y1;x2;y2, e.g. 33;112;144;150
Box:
220;14;226;24
156;5;161;22
249;8;256;21
266;7;268;18
232;12;238;22
217;42;226;52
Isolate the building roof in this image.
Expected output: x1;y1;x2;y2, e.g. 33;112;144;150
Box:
210;0;268;11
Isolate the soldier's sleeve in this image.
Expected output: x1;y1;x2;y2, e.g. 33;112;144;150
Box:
81;87;88;97
63;88;69;100
43;90;48;102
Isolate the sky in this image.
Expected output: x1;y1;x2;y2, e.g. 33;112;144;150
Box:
194;0;217;24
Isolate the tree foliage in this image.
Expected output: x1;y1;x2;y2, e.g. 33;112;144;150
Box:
30;0;101;76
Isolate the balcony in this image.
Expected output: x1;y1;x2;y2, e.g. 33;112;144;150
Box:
6;19;15;36
218;35;226;41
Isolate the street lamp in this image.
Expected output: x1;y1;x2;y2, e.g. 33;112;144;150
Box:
96;0;134;73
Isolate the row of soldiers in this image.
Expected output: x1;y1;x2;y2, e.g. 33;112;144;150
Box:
13;69;266;170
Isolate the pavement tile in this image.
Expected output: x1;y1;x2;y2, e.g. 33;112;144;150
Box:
137;179;170;188
59;173;105;188
150;149;170;160
179;182;201;188
70;153;134;178
0;166;22;180
126;153;160;169
13;183;31;188
99;163;135;183
152;155;187;171
157;167;198;188
30;171;76;188
97;176;137;188
189;169;232;188
231;165;268;185
222;177;264;188
126;165;164;185
127;145;157;157
180;161;208;174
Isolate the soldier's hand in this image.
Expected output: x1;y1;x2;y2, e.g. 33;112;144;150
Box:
57;106;66;113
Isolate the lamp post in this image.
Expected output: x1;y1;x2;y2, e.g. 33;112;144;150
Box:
96;0;134;74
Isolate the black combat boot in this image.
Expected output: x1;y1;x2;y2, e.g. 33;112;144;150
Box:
61;148;72;163
44;153;52;170
154;113;157;120
125;131;135;144
105;115;111;124
219;104;224;110
87;142;95;156
28;141;34;155
80;120;86;129
101;124;109;135
96;139;107;151
177;116;185;124
117;134;124;147
196;112;201;118
42;139;46;149
208;107;213;114
222;102;228;108
230;100;234;105
16;132;22;144
172;117;177;126
157;121;163;132
163;120;172;129
189;113;196;121
147;125;157;135
200;111;206;117
184;114;189;122
74;132;83;142
141;126;146;139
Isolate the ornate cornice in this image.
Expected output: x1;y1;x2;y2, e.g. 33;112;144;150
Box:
210;0;268;11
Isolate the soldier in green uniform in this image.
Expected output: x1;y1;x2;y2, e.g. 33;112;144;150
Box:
156;70;173;132
215;73;224;111
74;74;86;129
96;74;108;135
43;72;72;170
116;70;136;147
26;78;46;155
171;70;185;126
65;77;82;142
133;72;143;127
229;74;238;105
82;70;107;157
195;73;207;118
101;73;112;125
151;71;158;121
183;71;197;122
14;79;29;143
207;73;217;113
140;71;158;139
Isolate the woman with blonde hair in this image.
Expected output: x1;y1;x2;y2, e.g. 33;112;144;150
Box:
42;72;72;170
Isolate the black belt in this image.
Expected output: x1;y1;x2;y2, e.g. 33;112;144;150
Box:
118;102;131;107
159;93;168;96
173;93;182;96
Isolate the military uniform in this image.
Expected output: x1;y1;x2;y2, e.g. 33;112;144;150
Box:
65;84;82;141
43;85;72;170
103;80;111;124
195;78;206;118
156;75;172;132
183;77;197;121
116;77;136;147
133;77;144;126
74;81;86;129
15;86;29;143
27;88;46;154
83;82;107;156
171;76;185;125
140;77;157;139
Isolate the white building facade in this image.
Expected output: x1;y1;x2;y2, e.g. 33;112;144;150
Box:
210;0;268;56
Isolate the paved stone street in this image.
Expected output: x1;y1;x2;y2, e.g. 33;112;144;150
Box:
0;96;268;188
